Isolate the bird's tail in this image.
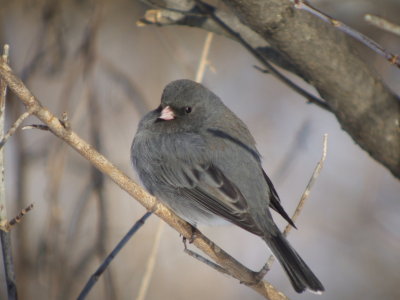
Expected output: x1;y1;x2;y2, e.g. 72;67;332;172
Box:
265;232;324;293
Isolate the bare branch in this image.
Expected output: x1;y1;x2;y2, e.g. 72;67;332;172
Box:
7;204;34;229
293;0;400;68
0;111;32;149
195;32;214;83
185;249;229;275
22;124;51;131
364;14;400;37
0;204;34;232
258;134;328;279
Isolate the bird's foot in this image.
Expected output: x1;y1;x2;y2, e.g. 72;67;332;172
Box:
181;224;198;249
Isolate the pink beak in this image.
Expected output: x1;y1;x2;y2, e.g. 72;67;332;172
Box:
159;106;175;121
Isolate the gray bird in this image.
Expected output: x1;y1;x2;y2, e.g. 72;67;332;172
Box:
131;79;324;293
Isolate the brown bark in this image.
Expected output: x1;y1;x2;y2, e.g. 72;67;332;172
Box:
222;0;400;178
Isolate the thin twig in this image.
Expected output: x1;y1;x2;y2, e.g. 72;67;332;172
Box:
0;111;32;149
21;114;69;132
183;240;229;275
77;212;153;300
22;124;50;131
293;0;400;68
364;14;400;37
0;44;18;300
195;32;214;83
260;134;328;277
136;220;164;300
7;204;34;229
0;204;34;232
286;133;328;233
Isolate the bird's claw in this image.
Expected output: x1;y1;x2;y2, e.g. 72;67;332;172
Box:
182;225;197;249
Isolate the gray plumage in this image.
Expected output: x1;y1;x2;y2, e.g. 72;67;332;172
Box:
131;79;324;293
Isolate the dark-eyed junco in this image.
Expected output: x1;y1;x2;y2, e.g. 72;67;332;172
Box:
131;79;324;293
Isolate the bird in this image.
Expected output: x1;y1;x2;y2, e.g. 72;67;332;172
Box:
131;79;324;293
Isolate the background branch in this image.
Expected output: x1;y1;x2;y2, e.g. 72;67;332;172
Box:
364;14;400;36
294;0;400;67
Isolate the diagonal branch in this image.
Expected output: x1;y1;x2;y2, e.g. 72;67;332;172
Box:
264;134;328;273
364;14;400;37
0;60;288;300
293;0;400;68
0;204;34;232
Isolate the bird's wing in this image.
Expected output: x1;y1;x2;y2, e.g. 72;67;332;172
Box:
161;162;264;236
262;169;296;228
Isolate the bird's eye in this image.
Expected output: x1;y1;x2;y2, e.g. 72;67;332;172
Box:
185;106;192;114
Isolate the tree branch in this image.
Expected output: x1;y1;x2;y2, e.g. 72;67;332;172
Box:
364;14;400;37
221;0;400;179
294;0;400;67
0;60;288;300
140;0;400;179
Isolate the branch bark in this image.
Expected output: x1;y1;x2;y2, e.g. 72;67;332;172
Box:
221;0;400;178
0;61;288;300
141;0;400;179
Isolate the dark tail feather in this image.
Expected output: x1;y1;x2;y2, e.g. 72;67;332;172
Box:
265;232;324;293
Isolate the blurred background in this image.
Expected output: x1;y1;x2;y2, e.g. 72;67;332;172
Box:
0;0;399;299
